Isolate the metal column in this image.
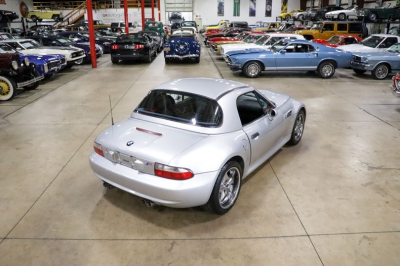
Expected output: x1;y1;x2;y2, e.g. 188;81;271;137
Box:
86;0;97;68
124;0;129;33
141;0;145;30
151;0;155;21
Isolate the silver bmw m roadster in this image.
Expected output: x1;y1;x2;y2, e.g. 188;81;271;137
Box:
89;78;306;214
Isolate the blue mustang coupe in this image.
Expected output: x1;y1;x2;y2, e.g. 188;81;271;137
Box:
164;29;201;64
226;39;353;78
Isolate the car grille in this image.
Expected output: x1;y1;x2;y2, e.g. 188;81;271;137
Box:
48;60;61;69
353;55;362;62
72;51;84;58
60;58;66;64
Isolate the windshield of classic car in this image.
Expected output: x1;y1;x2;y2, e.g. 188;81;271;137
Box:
135;90;223;127
327;36;342;44
387;44;400;53
311;23;322;30
0;44;16;53
360;36;383;48
255;35;270;45
172;30;193;35
57;38;74;45
243;34;263;43
20;40;40;49
181;22;196;27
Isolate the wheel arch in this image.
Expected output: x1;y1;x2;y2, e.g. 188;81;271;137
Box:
319;59;337;68
243;59;265;70
375;62;392;72
227;156;245;177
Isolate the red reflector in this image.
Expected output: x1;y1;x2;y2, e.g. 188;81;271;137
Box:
94;146;104;157
135;44;144;49
111;44;120;49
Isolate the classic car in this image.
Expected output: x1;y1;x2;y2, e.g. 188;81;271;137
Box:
350;43;400;80
253;21;280;32
89;78;306;214
280;25;310;33
0;32;18;40
204;29;246;46
27;10;62;22
141;31;164;53
208;31;253;51
29;35;102;65
111;22;139;33
0;39;86;68
0;43;66;77
391;74;400;98
305;6;344;20
357;3;400;22
277;9;304;21
297;21;366;40
312;35;362;48
181;21;198;32
144;21;167;42
0;10;19;22
57;31;113;53
250;21;269;29
292;9;309;21
221;33;305;59
205;20;229;31
339;34;400;53
110;32;157;64
226;39;353;78
270;22;295;33
214;32;265;55
0;47;43;101
2;27;24;37
325;6;359;21
164;29;200;64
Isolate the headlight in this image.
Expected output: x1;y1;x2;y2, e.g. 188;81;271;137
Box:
11;60;18;70
24;57;30;66
44;63;48;73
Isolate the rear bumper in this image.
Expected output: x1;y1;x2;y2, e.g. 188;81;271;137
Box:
165;54;200;59
111;54;146;60
89;153;218;208
16;75;44;88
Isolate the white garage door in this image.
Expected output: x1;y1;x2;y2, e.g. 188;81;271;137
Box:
165;0;193;12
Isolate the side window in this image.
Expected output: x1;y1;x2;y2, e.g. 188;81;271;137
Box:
236;92;264;126
337;24;347;31
294;44;310;53
42;38;53;46
322;23;334;31
343;37;356;44
307;44;315;52
380;37;398;48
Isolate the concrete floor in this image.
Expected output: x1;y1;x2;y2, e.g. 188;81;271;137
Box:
0;44;399;265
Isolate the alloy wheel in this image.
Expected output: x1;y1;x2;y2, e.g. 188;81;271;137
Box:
218;167;241;209
294;113;304;142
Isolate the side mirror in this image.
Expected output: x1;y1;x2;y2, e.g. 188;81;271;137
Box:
280;49;286;54
267;109;278;121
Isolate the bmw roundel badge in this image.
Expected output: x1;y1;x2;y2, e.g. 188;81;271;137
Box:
127;141;134;146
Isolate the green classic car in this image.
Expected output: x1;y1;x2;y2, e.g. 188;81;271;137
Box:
27;10;63;22
358;4;400;22
144;21;166;41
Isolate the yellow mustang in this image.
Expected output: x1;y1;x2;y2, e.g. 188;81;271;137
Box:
277;9;303;21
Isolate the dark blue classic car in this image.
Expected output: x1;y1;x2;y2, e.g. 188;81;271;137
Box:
226;39;353;78
57;31;113;53
164;29;200;64
29;35;102;65
0;42;65;78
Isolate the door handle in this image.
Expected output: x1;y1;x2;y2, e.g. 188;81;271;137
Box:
251;132;260;139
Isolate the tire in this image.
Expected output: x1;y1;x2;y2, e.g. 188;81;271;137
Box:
111;57;119;64
338;13;346;21
24;81;40;90
165;58;170;64
194;57;200;63
74;58;84;65
52;15;60;22
287;110;306;146
285;15;291;21
298;14;304;21
31;15;38;22
371;64;389;80
242;61;262;78
353;69;366;75
64;64;73;69
0;76;17;101
144;52;152;63
317;61;335;79
368;12;377;22
202;161;242;214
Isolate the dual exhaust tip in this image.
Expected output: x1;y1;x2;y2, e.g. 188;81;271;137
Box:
103;182;155;207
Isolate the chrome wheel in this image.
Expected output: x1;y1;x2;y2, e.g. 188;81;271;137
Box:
373;64;389;80
321;64;333;77
244;62;261;78
218;167;241;209
318;61;335;78
338;13;346;21
294;113;304;142
74;58;84;65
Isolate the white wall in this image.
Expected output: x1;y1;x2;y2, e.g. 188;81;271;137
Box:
194;0;300;26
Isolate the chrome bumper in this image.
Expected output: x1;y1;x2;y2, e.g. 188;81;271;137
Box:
350;60;373;71
392;85;400;98
165;54;200;59
17;75;44;88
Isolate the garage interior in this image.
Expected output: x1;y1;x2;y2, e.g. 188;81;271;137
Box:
0;0;400;265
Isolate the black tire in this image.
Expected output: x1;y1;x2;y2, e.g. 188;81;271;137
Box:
298;14;304;21
194;57;200;63
338;13;346;21
317;61;335;79
24;81;40;90
353;69;366;75
31;15;38;22
368;12;377;22
287;110;306;146
285;15;291;21
52;14;60;22
165;58;170;64
111;57;119;64
64;64;74;69
371;63;390;80
202;161;242;215
0;76;17;101
242;61;262;78
144;52;152;63
74;58;84;65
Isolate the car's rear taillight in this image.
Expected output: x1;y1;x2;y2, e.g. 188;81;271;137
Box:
93;142;104;157
154;163;194;180
111;44;120;49
135;44;144;49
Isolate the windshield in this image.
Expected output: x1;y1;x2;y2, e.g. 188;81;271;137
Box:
327;36;342;44
82;33;90;38
270;39;288;53
135;90;223;127
0;34;14;40
243;34;262;43
94;32;103;38
360;36;384;48
311;23;322;30
20;40;40;49
172;30;193;35
57;38;74;45
181;22;195;27
387;43;400;53
116;33;144;43
255;35;270;45
0;44;16;53
276;24;287;31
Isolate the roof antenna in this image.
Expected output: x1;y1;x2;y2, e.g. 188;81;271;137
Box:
109;95;114;126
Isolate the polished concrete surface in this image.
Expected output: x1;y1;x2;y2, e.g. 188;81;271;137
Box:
0;44;399;265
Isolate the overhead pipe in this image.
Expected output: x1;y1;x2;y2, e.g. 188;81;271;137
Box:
151;0;155;21
124;0;129;33
141;0;145;30
86;0;97;68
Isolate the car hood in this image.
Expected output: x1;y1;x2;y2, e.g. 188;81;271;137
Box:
339;44;376;52
19;53;59;62
37;46;83;52
227;47;269;56
96;118;208;165
352;51;400;58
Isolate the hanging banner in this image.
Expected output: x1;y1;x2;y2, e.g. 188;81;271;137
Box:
218;0;224;16
281;0;288;13
249;0;256;17
233;0;240;16
265;0;272;17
